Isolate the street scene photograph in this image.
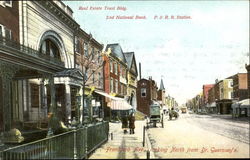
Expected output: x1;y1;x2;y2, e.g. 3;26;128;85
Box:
0;0;249;159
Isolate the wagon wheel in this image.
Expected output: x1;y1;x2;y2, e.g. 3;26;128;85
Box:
161;114;164;128
161;119;164;128
153;121;157;127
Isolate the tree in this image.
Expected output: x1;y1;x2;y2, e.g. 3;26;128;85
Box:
77;34;105;124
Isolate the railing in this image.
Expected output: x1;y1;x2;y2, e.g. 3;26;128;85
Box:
0;36;64;66
86;121;109;154
0;121;109;159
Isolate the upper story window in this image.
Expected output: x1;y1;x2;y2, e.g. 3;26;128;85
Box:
114;62;118;75
0;24;12;39
110;60;113;73
141;88;146;97
98;72;101;86
229;81;233;88
115;80;118;93
97;51;101;62
123;68;126;78
91;47;94;57
84;42;88;56
75;37;80;53
40;39;60;59
0;25;3;37
110;78;113;93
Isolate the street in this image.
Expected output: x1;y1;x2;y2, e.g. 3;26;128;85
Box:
147;112;250;158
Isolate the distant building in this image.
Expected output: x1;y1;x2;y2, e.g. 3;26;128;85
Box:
232;73;248;101
216;79;233;114
136;77;158;116
245;65;250;98
203;84;214;112
157;79;166;107
124;52;138;110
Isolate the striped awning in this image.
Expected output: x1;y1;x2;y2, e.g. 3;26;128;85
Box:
94;90;133;110
111;100;133;110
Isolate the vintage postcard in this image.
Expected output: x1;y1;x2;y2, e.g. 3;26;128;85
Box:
0;0;249;159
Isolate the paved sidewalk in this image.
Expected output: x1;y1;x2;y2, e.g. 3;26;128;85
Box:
89;120;150;159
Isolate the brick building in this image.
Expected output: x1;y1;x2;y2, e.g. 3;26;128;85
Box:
245;65;250;98
136;77;158;116
202;84;214;105
103;43;128;118
232;73;248;101
74;28;104;121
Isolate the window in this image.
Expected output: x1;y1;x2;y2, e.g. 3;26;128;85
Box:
230;92;233;99
0;25;3;37
123;68;126;78
141;88;146;97
229;81;233;87
84;42;88;56
114;63;117;75
97;51;101;62
75;37;80;53
120;84;123;94
91;47;94;56
0;25;12;39
31;83;39;108
110;78;113;93
115;80;118;93
40;39;60;59
110;60;113;73
98;72;101;86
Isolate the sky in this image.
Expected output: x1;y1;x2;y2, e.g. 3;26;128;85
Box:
64;0;249;105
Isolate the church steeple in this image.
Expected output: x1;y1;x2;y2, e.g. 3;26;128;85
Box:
160;78;165;91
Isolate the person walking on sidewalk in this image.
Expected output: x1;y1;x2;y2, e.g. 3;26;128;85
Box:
121;114;129;134
129;113;135;134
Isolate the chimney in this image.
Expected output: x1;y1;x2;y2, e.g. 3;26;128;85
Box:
139;62;141;80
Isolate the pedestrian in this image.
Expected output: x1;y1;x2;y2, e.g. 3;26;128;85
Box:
121;114;128;134
128;113;135;134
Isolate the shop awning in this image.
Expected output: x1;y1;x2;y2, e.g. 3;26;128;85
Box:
94;90;133;110
111;100;133;110
94;90;122;100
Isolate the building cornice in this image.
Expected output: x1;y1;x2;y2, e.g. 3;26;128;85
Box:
35;1;79;31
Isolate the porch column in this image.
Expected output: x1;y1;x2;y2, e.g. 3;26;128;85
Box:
48;76;56;114
65;84;71;124
47;75;58;134
0;62;18;132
